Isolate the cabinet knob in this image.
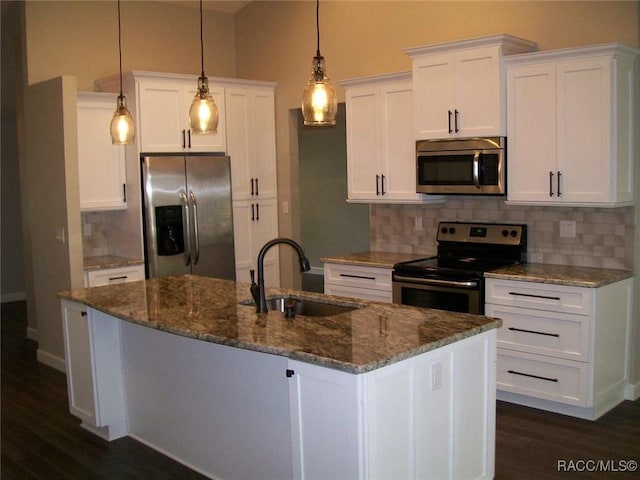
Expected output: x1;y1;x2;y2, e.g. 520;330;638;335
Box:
286;369;295;378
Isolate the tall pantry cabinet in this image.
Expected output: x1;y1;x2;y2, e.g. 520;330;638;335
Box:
96;72;280;285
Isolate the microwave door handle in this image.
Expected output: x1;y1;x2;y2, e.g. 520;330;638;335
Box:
473;152;481;189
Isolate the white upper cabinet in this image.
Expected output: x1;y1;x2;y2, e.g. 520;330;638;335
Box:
341;72;443;204
77;92;127;211
97;71;227;153
224;84;278;201
404;35;536;140
506;43;638;206
135;75;226;153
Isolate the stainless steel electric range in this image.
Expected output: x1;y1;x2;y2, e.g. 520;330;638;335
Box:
392;221;527;314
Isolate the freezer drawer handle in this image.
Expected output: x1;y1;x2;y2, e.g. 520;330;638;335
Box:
190;191;200;265
181;191;192;266
394;275;478;289
508;327;560;338
507;370;558;383
508;291;561;301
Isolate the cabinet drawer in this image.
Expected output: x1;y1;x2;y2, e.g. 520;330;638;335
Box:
85;265;145;287
497;350;588;407
486;304;590;361
324;263;392;291
485;278;592;315
324;284;392;303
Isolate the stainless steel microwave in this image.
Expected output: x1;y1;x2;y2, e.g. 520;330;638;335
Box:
416;137;506;195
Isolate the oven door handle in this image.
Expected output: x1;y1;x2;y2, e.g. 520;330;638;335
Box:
393;275;479;289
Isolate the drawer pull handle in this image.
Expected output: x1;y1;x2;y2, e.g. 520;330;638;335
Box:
508;327;560;338
508;370;558;383
508;291;561;301
108;276;128;281
340;274;376;280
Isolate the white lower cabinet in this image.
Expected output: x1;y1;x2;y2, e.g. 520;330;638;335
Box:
60;301;127;440
84;264;145;287
485;277;633;419
232;199;279;286
323;262;393;302
288;331;497;480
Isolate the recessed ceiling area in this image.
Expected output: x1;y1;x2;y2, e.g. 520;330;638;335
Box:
162;1;252;14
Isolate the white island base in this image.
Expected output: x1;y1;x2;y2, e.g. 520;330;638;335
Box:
62;302;497;480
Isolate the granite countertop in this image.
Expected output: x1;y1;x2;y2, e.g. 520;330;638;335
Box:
321;251;431;269
84;255;144;271
485;263;634;288
58;274;500;374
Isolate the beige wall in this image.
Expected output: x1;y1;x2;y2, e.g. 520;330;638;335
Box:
24;0;238;90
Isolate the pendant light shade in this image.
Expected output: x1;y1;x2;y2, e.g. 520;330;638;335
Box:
302;0;337;126
190;0;218;134
110;0;135;145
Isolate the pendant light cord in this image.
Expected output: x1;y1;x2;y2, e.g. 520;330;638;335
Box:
117;0;123;96
199;0;205;77
315;0;321;57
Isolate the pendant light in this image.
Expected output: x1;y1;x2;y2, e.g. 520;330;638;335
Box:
301;0;337;126
110;0;135;145
189;0;218;135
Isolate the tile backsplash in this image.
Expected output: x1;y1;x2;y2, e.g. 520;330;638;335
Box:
370;198;634;270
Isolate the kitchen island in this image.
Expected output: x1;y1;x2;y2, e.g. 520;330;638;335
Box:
59;274;500;480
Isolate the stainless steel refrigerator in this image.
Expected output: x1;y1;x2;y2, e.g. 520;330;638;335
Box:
141;154;236;280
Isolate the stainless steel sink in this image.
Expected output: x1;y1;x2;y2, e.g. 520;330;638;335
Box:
242;296;360;317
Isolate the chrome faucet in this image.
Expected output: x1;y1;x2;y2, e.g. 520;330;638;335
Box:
250;238;311;313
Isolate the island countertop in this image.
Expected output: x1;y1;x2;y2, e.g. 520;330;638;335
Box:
58;274;500;374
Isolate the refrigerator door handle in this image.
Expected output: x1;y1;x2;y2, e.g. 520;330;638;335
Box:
189;190;200;265
180;191;192;266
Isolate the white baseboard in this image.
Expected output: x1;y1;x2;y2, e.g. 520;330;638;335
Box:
26;327;39;341
625;381;640;401
1;291;26;303
36;349;66;373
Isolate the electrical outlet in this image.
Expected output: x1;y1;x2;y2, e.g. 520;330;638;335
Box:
559;220;576;238
414;217;423;231
431;361;442;391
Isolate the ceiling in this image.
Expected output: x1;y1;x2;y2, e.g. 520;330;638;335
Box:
162;1;252;14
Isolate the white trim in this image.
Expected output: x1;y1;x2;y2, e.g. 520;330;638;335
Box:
1;291;26;303
36;349;66;373
26;327;38;341
625;382;640;401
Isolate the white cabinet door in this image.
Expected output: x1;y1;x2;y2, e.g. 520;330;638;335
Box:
77;92;127;211
343;73;436;203
137;77;226;153
556;57;612;204
506;44;637;206
225;86;277;200
61;301;127;440
233;199;279;286
506;63;557;202
345;85;381;200
412;47;503;140
287;360;362;480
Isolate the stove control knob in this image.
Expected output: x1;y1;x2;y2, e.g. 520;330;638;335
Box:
510;230;518;238
441;227;448;234
501;229;509;237
449;227;456;234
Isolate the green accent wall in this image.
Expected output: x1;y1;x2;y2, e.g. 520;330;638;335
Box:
298;104;370;269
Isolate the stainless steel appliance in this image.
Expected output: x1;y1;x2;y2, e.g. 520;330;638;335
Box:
141;154;235;280
392;221;526;314
416;137;506;195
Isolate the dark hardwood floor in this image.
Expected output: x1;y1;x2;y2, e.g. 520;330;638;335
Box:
2;300;639;479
